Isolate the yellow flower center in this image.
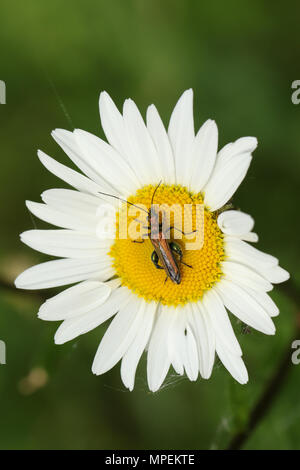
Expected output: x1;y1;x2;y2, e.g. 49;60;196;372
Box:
109;184;224;306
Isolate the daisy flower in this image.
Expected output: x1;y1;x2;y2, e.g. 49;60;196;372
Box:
15;89;289;391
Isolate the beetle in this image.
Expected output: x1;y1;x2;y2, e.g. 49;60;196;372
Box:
97;182;195;285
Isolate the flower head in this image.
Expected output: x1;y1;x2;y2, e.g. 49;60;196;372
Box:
15;89;289;391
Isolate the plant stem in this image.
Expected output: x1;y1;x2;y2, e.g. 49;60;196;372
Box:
227;281;300;450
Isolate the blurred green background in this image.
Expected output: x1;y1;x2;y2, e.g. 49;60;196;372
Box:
0;0;299;450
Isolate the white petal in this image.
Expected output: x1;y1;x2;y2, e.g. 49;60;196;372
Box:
37;150;101;195
218;210;254;236
99;91;136;171
92;294;144;375
41;188;117;235
204;137;257;211
121;300;156;391
146;104;175;184
123;98;162;184
216;341;248;384
38;279;120;321
25;201;97;232
55;286;130;344
167;307;185;375
52;129;116;192
224;237;278;271
184;324;199;381
261;265;290;284
222;261;273;292
73;129;140;196
215;279;276;335
147;307;172;392
205;154;252;211
189;119;218;191
202;289;242;356
15;258;114;290
20;229;111;259
167;305;199;380
214;136;257;166
240;232;259;243
189;302;215;379
242;287;279;317
168;89;194;185
41;188;105;217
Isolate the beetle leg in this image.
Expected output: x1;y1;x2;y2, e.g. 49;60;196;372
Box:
151;250;164;270
133;218;146;224
167;226;198;236
132;232;150;243
170;242;193;269
179;260;193;269
133;218;151;232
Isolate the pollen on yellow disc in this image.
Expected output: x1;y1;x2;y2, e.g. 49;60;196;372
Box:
109;184;225;306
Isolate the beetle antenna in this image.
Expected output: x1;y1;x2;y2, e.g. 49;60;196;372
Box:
97;191;149;214
151;180;162;206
